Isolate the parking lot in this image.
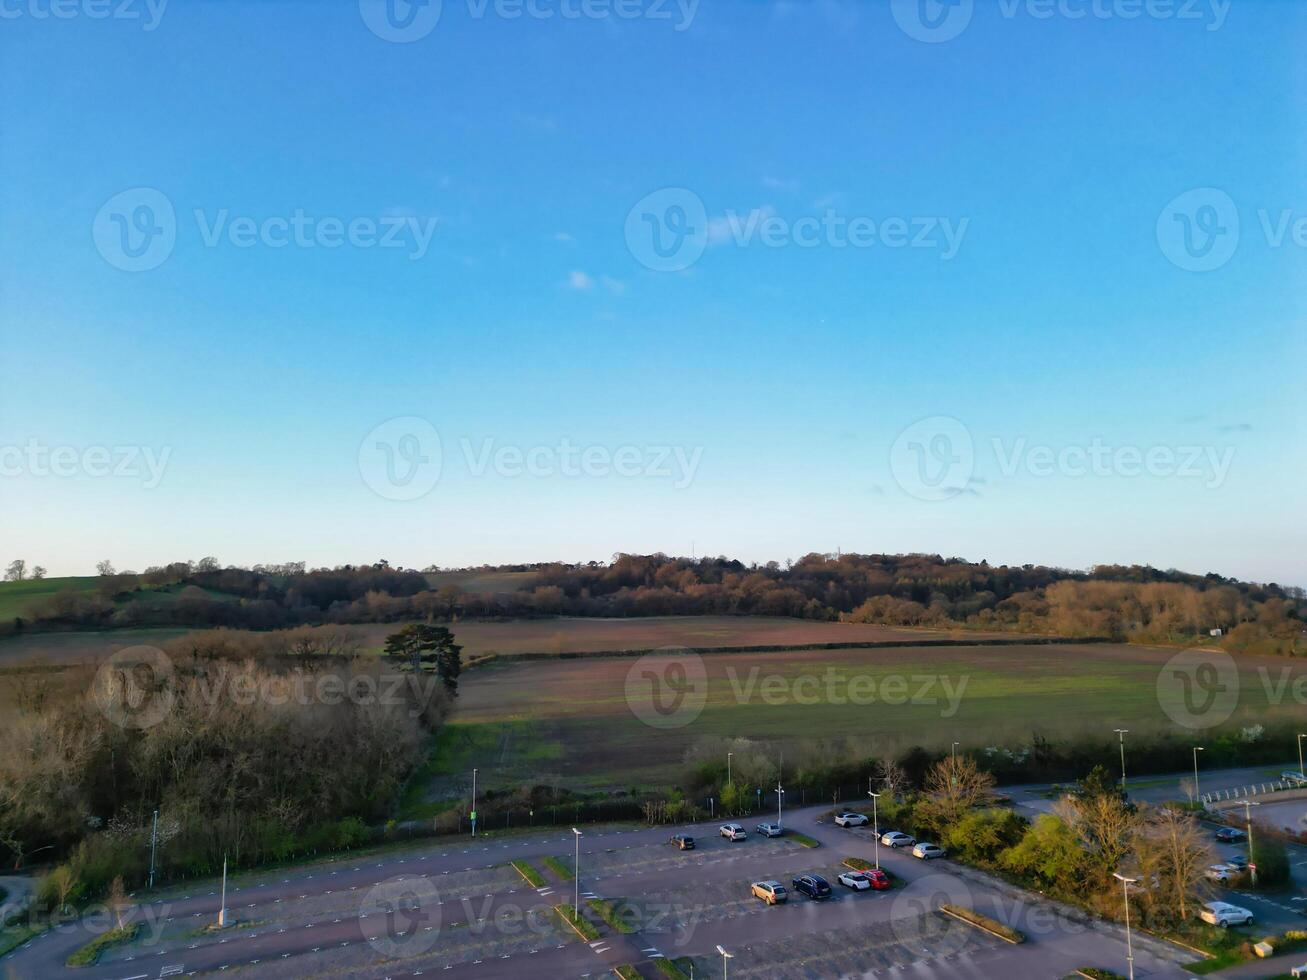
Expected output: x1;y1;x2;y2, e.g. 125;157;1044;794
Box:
1;805;1201;980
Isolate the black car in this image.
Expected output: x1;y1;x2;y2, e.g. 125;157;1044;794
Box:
669;833;696;850
791;874;832;899
1215;827;1247;843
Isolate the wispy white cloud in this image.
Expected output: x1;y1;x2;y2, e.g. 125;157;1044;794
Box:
553;231;575;244
566;270;594;290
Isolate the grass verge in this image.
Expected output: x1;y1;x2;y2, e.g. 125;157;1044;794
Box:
1075;970;1127;980
543;855;575;880
614;966;641;979
654;959;692;979
66;923;141;966
554;904;600;941
788;831;820;848
0;926;38;959
939;904;1025;944
511;859;546;887
587;897;636;934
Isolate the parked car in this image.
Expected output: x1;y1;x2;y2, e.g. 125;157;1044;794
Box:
791;874;832;899
1227;854;1249;870
834;812;869;828
837;868;890;891
912;842;945;860
1282;771;1307;786
881;831;916;848
756;823;783;838
1200;901;1254;927
669;833;695;850
1206;863;1235;883
1290;964;1307;978
1215;827;1247;843
720;823;747;841
751;880;788;904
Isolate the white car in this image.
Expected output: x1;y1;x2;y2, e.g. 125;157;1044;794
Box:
837;870;873;890
1282;771;1307;787
912;842;945;860
1290;964;1307;978
834;812;869;828
720;823;747;841
755;822;783;838
1200;901;1254;927
881;831;915;848
1206;863;1235;883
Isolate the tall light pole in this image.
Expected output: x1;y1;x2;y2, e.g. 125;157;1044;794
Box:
1298;734;1305;780
571;827;582;915
1192;746;1204;809
776;780;785;828
1236;800;1260;886
727;752;733;788
471;768;478;838
1113;729;1129;793
868;790;881;870
217;853;228;928
1112;872;1137;980
716;944;734;980
952;741;959;766
148;809;159;889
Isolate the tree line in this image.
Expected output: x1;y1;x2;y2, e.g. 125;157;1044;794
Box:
3;553;1301;654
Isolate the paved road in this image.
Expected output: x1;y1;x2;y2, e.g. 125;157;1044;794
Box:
1;802;1199;980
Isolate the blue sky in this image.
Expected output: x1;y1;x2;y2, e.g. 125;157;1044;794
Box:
1;0;1303;583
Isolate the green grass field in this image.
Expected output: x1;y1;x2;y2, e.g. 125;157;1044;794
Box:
424;641;1307;795
0;576;99;619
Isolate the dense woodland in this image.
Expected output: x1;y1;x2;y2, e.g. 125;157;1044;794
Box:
4;553;1302;655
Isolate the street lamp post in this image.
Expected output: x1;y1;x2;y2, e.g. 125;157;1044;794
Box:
1113;729;1129;793
776;781;785;829
218;854;229;928
1236;800;1260;886
1113;872;1137;980
571;828;582;916
727;752;733;788
716;944;734;980
1298;734;1305;780
471;768;478;838
1192;746;1204;809
868;790;881;870
148;808;159;889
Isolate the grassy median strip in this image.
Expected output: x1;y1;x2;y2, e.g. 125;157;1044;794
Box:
543;855;575;881
511;859;546;887
66;923;141;967
614;966;642;980
587;897;636;934
939;904;1025;944
1075;970;1127;980
654;960;692;979
554;904;600;941
788;831;819;848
